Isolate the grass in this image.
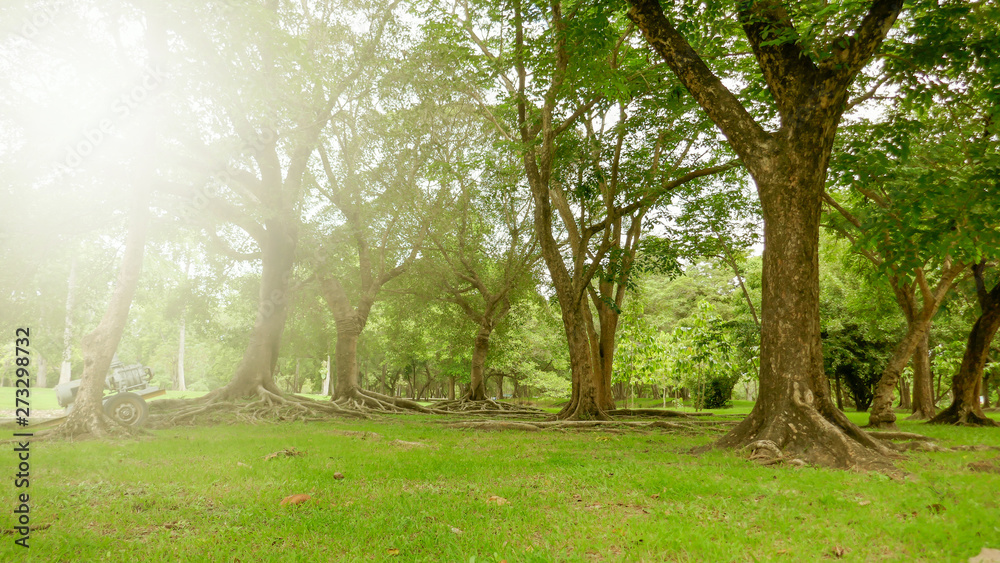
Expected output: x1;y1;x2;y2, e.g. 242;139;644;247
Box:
2;409;999;562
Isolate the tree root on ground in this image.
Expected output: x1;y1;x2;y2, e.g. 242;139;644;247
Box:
147;385;368;428
446;419;696;432
865;431;937;442
604;408;699;418
330;388;452;415
430;398;548;415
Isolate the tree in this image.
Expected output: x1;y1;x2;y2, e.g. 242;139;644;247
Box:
628;0;904;467
426;156;540;404
929;261;1000;426
443;0;734;419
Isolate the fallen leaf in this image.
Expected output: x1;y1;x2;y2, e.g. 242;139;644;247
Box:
487;495;509;505
279;494;312;506
237;462;251;468
333;472;345;480
969;547;1000;563
650;494;660;499
857;500;871;506
386;548;400;556
450;527;463;535
927;503;946;514
830;545;849;558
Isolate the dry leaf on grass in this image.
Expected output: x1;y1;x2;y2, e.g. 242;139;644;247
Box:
830;545;849;558
264;447;305;461
279;494;312;506
450;527;463;535
237;462;251;468
487;495;509;505
333;472;345;480
386;548;400;556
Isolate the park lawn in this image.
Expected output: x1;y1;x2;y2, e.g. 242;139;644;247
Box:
2;413;998;563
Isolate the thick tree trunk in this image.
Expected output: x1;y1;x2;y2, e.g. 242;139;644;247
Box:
466;324;491;400
555;302;607;420
59;193;150;436
333;324;361;400
593;301;618;412
868;319;929;428
215;224;296;400
715;148;894;468
929;268;1000;426
448;376;455;400
59;255;77;386
909;330;936;419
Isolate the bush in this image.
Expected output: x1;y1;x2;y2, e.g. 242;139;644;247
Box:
697;375;736;409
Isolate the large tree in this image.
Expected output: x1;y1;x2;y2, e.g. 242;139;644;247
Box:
628;0;905;467
443;0;734;419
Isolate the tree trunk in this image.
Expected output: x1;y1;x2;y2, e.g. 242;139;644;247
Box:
466;324;491;400
59;192;150;436
898;377;911;410
714;145;894;468
909;330;936;419
496;373;503;400
554;301;607;420
592;298;618;411
59;255;77;386
868;318;930;428
929;266;1000;426
834;372;844;411
176;314;187;391
214;224;296;400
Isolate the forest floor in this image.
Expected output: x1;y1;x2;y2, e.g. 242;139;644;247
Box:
1;396;998;562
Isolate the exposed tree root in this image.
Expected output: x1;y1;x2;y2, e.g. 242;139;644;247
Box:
431;398;547;415
926;404;1000;427
446;419;694;432
865;431;937;442
147;385;367;428
331;388;452;415
713;384;900;471
605;408;698;418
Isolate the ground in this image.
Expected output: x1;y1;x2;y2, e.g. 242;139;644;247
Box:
1;393;998;562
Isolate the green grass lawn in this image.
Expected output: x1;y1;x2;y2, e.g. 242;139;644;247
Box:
2;409;998;562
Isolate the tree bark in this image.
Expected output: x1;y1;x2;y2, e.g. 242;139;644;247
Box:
59;255;77;386
908;330;936;419
929;263;1000;426
868;318;929;428
59;192;150;436
214;224;297;400
467;324;492;400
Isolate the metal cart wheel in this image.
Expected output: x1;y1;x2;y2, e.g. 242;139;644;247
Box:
103;392;149;427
